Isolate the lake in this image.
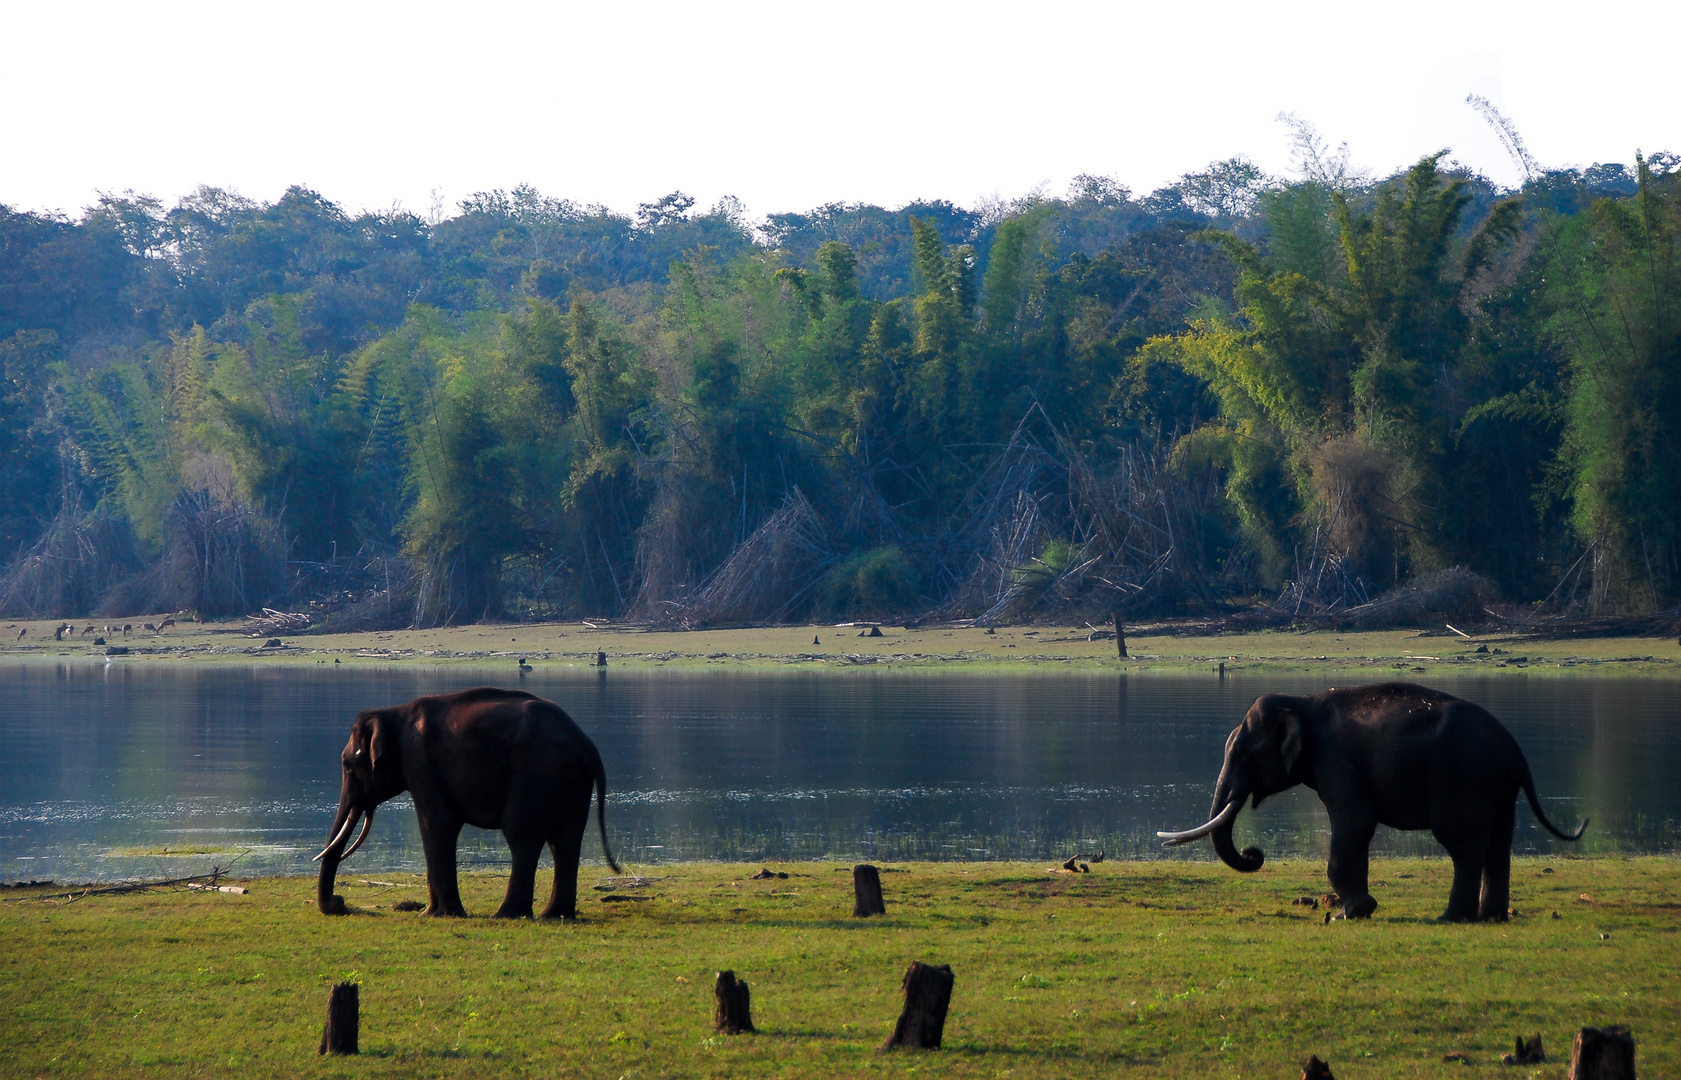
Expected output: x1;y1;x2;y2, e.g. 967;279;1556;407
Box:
1;663;1676;882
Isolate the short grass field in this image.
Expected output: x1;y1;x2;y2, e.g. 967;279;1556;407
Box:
2;858;1675;1079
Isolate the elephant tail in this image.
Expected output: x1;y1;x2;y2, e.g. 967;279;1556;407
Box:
1521;768;1588;841
595;760;623;874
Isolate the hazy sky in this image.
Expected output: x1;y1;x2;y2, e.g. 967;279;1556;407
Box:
4;0;1675;220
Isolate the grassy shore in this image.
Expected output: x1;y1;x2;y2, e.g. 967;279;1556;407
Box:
4;617;1680;677
1;858;1675;1079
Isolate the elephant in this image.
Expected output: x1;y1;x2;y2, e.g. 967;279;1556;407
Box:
1157;682;1585;922
314;686;621;918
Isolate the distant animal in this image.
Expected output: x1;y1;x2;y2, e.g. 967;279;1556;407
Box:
15;628;25;640
81;626;95;636
314;686;619;919
121;624;132;637
1158;682;1586;922
159;618;176;630
143;623;156;633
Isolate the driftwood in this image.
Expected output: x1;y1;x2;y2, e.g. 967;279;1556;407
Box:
318;982;359;1055
881;961;954;1050
245;608;311;636
2;856;248;903
853;864;886;916
713;970;755;1034
1568;1026;1634;1080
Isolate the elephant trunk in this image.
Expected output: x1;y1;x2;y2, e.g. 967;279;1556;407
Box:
315;800;360;915
1208;776;1264;873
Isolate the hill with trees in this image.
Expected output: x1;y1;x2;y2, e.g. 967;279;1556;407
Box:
1;136;1676;628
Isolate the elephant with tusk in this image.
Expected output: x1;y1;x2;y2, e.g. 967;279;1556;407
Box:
315;686;621;918
1158;682;1586;922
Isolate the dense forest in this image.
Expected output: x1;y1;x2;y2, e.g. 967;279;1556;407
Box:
2;131;1678;628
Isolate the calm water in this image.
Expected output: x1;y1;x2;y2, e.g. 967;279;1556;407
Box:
0;663;1676;881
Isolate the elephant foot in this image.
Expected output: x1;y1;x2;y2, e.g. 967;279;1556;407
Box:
540;906;577;920
1436;908;1479;923
493;906;534;920
1342;893;1378;919
423;903;467;917
319;894;348;916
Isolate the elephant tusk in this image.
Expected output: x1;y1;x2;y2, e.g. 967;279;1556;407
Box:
1156;799;1242;847
339;809;375;860
312;810;361;863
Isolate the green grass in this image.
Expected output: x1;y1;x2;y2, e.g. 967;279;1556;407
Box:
2;859;1675;1078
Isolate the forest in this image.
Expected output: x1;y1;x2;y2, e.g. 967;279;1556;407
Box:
2;126;1678;629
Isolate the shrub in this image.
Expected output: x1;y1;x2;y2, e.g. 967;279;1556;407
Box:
821;546;918;619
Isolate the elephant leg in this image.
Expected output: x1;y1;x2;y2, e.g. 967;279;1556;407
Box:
495;837;543;919
1432;820;1490;922
1327;811;1378;919
540;807;590;920
418;811;467;917
1477;799;1515;921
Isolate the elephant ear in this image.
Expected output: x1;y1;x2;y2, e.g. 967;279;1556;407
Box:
351;711;391;770
1275;709;1304;772
367;713;389;770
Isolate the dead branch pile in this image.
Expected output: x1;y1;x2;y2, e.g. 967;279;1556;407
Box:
672;487;835;626
244;608;312;635
1245;565;1493;630
99;484;287;618
0;493;144;618
932;405;1223;623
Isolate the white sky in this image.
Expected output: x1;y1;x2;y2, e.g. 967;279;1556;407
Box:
3;0;1675;221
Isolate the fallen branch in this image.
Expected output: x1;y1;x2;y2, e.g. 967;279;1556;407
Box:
3;852;250;903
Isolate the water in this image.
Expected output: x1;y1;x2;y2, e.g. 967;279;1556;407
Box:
1;663;1676;882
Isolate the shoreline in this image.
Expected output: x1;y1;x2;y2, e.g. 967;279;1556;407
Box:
3;617;1680;677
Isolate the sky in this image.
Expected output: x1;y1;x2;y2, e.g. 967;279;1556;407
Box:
3;0;1676;221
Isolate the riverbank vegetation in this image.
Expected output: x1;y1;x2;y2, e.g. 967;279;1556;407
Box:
1;858;1674;1078
4;123;1680;629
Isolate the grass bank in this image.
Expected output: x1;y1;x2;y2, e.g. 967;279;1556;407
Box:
2;858;1675;1079
4;618;1680;677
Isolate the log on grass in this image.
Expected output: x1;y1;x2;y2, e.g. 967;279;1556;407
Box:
881;961;954;1050
853;863;886;917
713;970;755;1034
1568;1026;1635;1080
318;981;359;1055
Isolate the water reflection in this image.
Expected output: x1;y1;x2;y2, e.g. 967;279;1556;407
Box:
0;663;1675;881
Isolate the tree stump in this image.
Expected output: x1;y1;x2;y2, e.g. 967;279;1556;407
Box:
853;864;886;917
881;961;954;1050
1569;1026;1635;1080
596;650;607;667
713;970;755;1034
1300;1055;1335;1080
1503;1034;1546;1065
1113;610;1127;658
318;981;359;1055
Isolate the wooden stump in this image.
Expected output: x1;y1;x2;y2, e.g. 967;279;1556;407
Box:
881;961;954;1050
1503;1034;1546;1065
1300;1055;1335;1080
853;864;886;917
595;650;608;667
318;981;359;1055
713;970;755;1034
1113;610;1127;659
1569;1026;1635;1080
